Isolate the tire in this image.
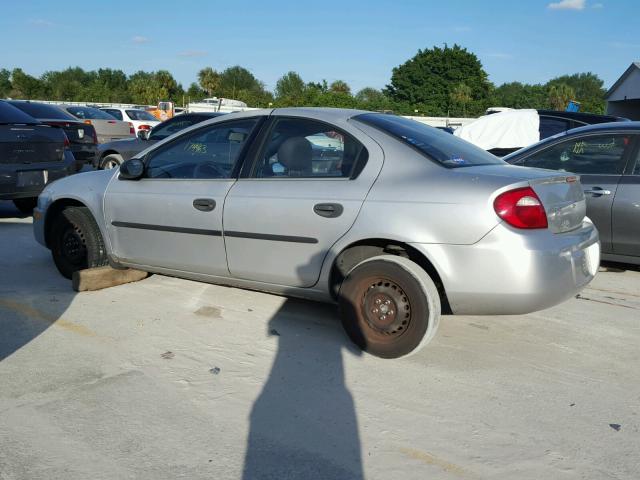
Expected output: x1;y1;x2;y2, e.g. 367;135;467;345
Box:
338;255;441;359
100;154;123;170
50;206;108;279
12;197;38;215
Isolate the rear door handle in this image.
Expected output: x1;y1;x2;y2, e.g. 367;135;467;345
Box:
193;198;216;211
314;203;343;218
584;188;611;196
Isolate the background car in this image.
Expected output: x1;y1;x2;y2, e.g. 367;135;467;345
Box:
8;101;98;171
59;105;133;144
505;121;640;265
0;100;75;213
100;107;160;135
455;108;629;157
34;108;598;359
96;112;225;169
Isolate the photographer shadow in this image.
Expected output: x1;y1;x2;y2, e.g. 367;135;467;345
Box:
242;253;365;480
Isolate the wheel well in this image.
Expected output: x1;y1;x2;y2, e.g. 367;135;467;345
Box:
100;150;120;160
329;239;452;314
44;199;87;247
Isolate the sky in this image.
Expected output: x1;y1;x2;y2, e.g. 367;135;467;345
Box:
1;0;638;94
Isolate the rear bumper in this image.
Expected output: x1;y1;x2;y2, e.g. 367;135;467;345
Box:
70;144;97;169
0;153;75;200
411;220;600;315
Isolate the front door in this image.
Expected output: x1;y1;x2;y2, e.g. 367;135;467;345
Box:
223;116;382;287
104;117;260;275
612;142;640;257
517;133;634;253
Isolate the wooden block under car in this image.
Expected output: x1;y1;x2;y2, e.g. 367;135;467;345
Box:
72;266;149;292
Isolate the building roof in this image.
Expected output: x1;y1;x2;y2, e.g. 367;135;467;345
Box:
606;62;640;99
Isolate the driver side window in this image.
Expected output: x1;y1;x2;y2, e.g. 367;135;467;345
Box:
145;119;258;179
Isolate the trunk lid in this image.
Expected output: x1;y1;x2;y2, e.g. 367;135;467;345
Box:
89;119;132;142
0;124;65;164
41;120;96;145
458;164;586;233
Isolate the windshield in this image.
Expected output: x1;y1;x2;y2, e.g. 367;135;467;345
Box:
9;101;76;120
354;113;504;168
65;106;116;120
149;116;205;140
126;109;158;121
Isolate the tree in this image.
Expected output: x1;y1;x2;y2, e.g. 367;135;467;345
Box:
9;68;44;99
354;87;394;111
329;80;351;95
185;82;206;102
198;67;220;96
218;66;263;99
275;71;306;105
385;44;491;116
547;83;576;111
0;69;12;98
491;82;548;109
546;72;605;113
449;83;472;116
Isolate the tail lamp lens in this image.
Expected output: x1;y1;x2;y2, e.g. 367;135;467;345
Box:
494;187;548;229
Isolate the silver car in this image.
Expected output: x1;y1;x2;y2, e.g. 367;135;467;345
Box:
33;108;600;358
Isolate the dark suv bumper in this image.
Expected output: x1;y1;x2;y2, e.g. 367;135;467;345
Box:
0;151;76;200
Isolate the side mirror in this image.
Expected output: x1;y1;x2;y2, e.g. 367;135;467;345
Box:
119;158;145;180
137;130;149;140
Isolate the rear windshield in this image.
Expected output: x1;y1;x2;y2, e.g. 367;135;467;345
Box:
0;101;40;124
126;109;157;121
65;106;115;120
354;113;504;168
9;102;76;120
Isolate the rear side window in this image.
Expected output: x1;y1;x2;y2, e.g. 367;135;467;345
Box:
354;113;503;168
126;110;157;121
517;134;631;175
252;118;367;178
9;102;76;120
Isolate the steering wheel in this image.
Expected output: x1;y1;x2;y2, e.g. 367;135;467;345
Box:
193;161;226;179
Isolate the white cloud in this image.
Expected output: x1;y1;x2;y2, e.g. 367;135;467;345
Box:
178;50;207;57
28;19;54;27
485;52;513;59
132;36;150;44
548;0;585;10
592;2;604;7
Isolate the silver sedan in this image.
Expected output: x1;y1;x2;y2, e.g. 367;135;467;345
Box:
33;108;600;358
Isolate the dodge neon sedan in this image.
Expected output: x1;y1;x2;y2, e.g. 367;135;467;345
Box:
33;108;600;358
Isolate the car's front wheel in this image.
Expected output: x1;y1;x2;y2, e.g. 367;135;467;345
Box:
100;154;123;170
50;206;108;279
338;255;441;359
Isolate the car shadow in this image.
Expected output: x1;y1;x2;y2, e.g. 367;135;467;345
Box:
242;255;365;480
0;201;75;361
600;261;640;273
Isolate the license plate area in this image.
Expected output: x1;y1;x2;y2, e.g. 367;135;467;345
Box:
17;170;47;188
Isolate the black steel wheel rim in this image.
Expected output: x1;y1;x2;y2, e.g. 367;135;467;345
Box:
361;278;411;336
61;226;87;265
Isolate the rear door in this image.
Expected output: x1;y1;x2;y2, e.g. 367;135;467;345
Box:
611;139;640;257
223;115;382;287
104;117;262;275
515;132;633;252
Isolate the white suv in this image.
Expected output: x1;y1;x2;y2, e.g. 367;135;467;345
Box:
101;108;160;136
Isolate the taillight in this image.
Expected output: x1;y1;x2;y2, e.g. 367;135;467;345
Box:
139;124;151;130
129;122;135;135
63;133;70;149
83;119;92;125
493;187;548;229
91;128;98;144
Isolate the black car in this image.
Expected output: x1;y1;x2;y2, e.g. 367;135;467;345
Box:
0;100;75;213
96;112;225;169
8;101;98;171
505;121;640;265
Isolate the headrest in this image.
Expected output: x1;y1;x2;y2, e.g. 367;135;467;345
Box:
278;137;312;173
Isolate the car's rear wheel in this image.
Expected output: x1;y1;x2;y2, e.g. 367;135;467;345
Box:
100;154;123;170
13;197;38;215
338;255;441;359
50;206;108;279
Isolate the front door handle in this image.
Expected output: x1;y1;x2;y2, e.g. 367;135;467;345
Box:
193;198;216;212
584;188;611;196
314;203;343;218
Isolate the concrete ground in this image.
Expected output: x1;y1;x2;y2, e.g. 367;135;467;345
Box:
0;200;638;480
